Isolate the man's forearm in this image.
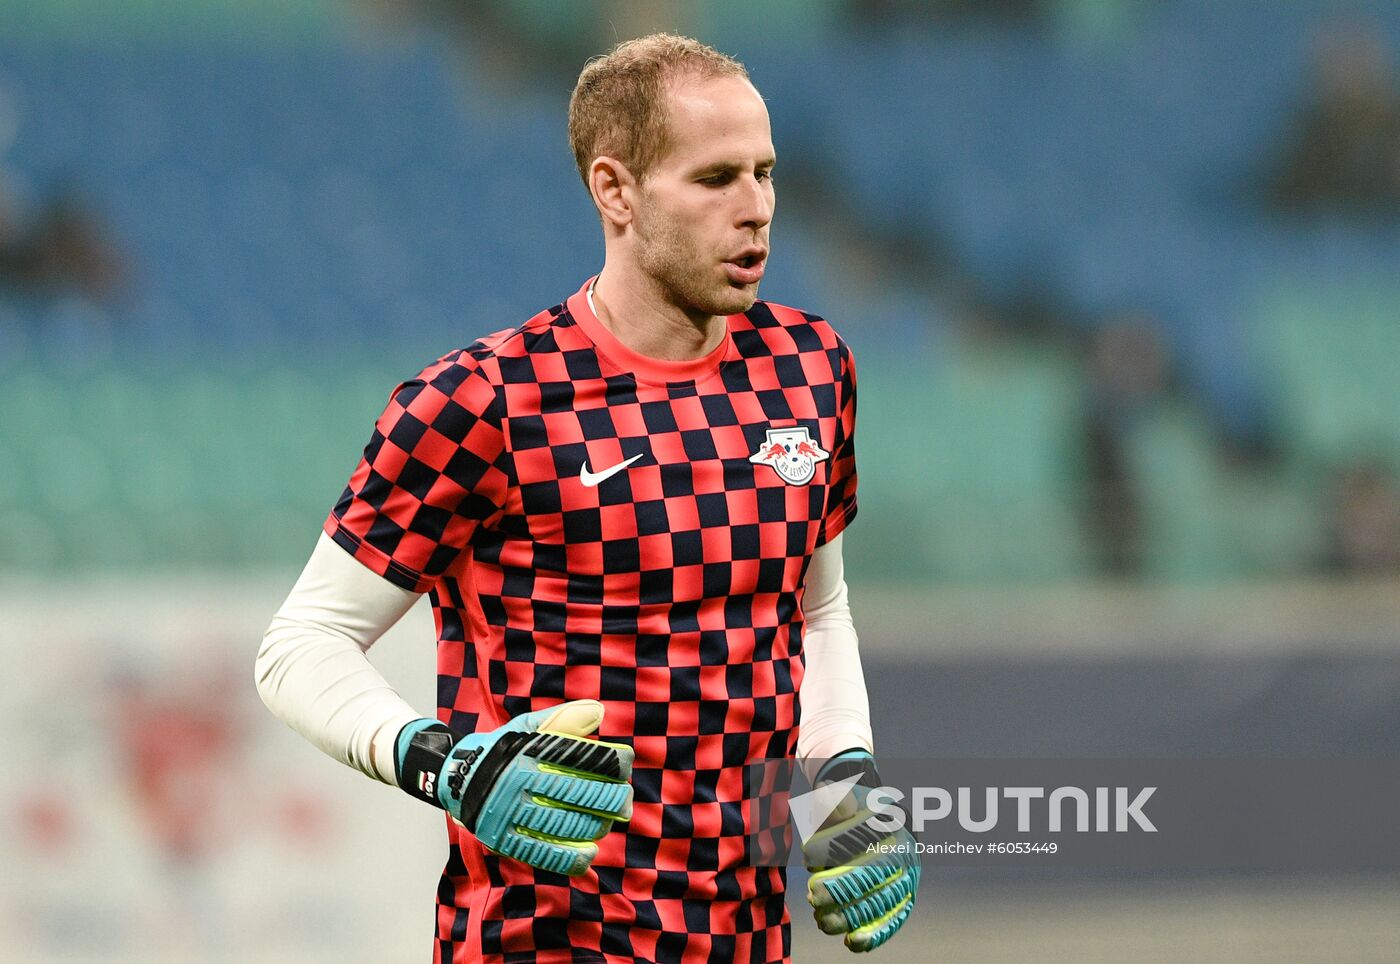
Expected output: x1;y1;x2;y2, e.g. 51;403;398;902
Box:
797;534;874;772
256;533;423;783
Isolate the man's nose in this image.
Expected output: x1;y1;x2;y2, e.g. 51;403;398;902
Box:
736;175;773;230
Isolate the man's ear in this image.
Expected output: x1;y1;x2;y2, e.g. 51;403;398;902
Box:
590;156;638;228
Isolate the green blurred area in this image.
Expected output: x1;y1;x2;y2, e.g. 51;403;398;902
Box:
1253;283;1400;475
0;357;389;570
8;278;1393;583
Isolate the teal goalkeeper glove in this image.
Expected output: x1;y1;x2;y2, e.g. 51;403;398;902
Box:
395;700;633;877
802;750;920;952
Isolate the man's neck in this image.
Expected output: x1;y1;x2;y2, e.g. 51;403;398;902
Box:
590;265;727;362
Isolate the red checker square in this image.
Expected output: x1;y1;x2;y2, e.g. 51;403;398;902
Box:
670;393;706;426
342;458;373;491
671;564;704;603
660;766;697;800
599;635;641;667
546;414;587;446
394;530;438;569
373;434;412;474
626;461;665;498
500;381;541;411
527;630;568;664
598;697;635;735
438;515;480;555
629;735;672;771
725;488;761;525
501;659;544;690
697;665;729;697
462;418;501;453
562;607;601;637
599;502;640;538
529;352;571;382
562;665;601;700
724;700;758;732
756;520;788;553
664;700;700;734
664;498;702;530
495;541;541;577
785;480;817;513
409;426;460;471
731;558;761;589
783;385;818;419
635;533;673;567
799;348;834;385
565;539;605;571
510;448;555;486
646;434;687;471
450;679;483;716
437;638;469;676
699;525;732;560
689;800;725;837
601;569;640;598
654;836;698;868
467;563;504;597
609;403;648;437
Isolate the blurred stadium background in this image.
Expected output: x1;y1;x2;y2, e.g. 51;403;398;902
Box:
4;0;1400;959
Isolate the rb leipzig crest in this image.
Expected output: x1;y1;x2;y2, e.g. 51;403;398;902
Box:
748;426;830;486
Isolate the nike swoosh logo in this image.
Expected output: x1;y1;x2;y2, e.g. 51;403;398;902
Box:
579;452;643;488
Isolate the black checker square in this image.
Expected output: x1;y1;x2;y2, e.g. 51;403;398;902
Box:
520;479;564;515
634;498;670;536
576;404;616;440
559;507;603;542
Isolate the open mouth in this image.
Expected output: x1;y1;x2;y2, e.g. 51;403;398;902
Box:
723;255;766;285
723;246;768;285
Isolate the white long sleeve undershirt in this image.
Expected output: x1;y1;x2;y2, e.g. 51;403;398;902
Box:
256;533;421;784
255;532;873;786
794;534;875;765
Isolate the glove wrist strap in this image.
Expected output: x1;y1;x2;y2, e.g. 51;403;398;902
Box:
396;720;455;808
815;748;882;789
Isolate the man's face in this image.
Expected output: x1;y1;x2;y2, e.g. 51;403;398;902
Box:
631;74;775;318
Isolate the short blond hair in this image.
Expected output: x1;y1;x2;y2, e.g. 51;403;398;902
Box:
568;33;751;187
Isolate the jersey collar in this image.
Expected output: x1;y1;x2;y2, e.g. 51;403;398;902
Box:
566;276;734;385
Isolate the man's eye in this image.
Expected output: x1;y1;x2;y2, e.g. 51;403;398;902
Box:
757;170;774;182
701;173;732;185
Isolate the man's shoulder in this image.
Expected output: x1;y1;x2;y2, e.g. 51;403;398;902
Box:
465;301;570;361
420;301;572;380
737;298;851;356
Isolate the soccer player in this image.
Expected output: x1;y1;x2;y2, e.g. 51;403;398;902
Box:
256;33;917;963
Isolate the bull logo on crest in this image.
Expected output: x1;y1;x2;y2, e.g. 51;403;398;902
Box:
748;426;830;486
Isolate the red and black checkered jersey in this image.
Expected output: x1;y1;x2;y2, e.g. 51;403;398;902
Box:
326;277;858;964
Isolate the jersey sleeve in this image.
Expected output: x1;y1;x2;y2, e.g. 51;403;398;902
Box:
817;337;858;546
324;351;510;593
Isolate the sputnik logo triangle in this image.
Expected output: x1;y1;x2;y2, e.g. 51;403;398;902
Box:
788;772;863;844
